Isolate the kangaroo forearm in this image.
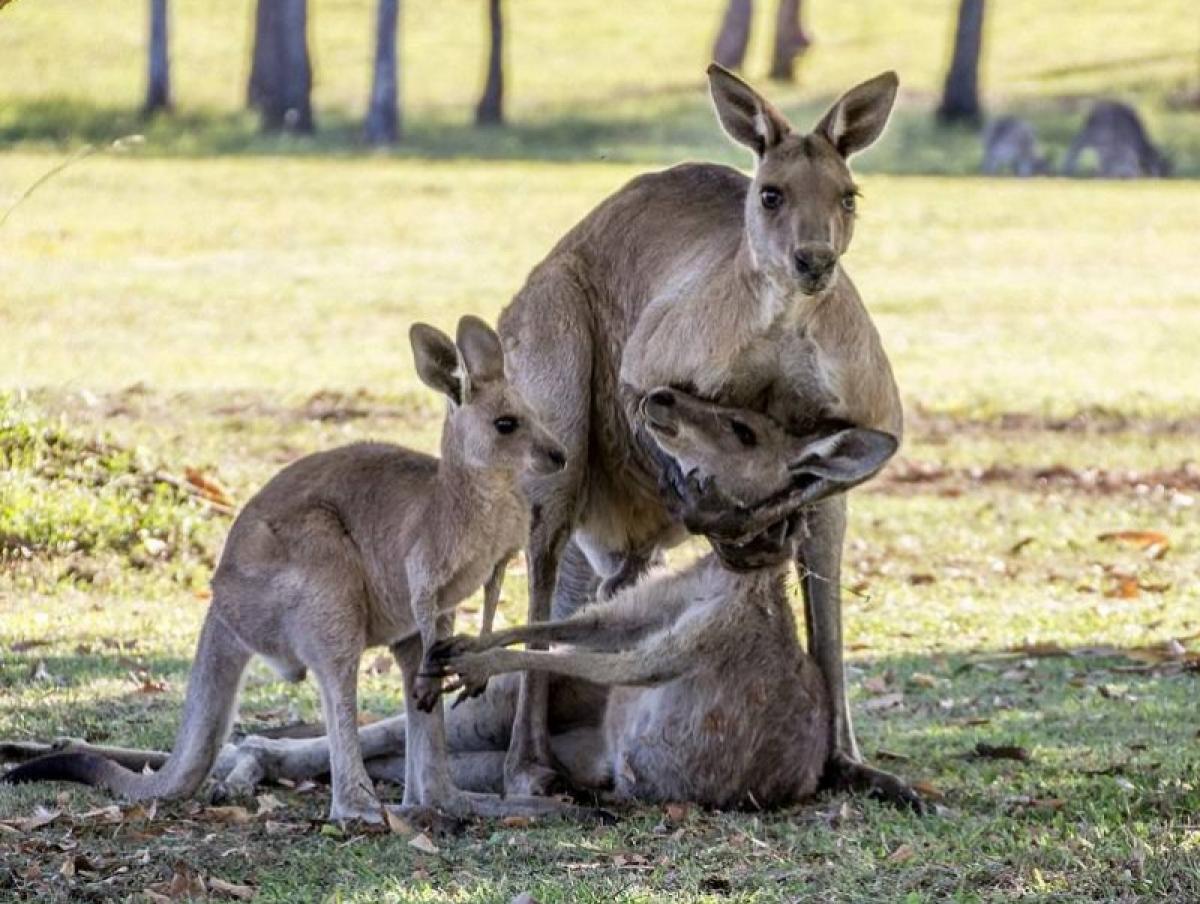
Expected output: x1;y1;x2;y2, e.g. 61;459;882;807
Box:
478;647;689;687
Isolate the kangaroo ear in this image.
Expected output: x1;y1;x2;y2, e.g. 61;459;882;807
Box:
410;322;466;406
707;63;791;158
455;315;505;387
815;71;898;158
786;427;898;504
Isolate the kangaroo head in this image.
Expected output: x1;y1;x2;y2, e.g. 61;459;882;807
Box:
641;387;896;507
707;65;898;299
410;315;566;477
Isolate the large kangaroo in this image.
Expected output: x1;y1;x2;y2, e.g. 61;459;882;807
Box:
1064;101;1171;178
428;390;896;808
497;65;912;803
5;317;579;823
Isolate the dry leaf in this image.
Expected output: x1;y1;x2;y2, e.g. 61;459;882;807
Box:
2;806;61;833
500;815;532;829
863;674;890;694
408;832;439;854
912;780;945;802
255;793;284;816
888;843;916;863
1104;576;1141;599
510;895;541;904
202;805;254;825
208;877;256;900
1098;530;1169;551
910;672;940;688
663;801;691;824
1007;642;1068;658
78;804;123;824
974;743;1030;762
908;573;936;586
184;467;234;507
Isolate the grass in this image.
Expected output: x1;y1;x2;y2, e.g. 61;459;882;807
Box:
2;1;1200;900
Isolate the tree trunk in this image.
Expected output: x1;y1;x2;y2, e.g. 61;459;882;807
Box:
768;0;811;82
475;0;504;126
712;0;753;71
143;0;171;114
365;0;401;144
247;0;314;133
936;0;986;125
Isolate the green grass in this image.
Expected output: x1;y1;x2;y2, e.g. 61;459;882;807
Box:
2;1;1200;900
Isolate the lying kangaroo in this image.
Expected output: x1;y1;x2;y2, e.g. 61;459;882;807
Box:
426;389;896;808
981;116;1052;177
5;316;575;823
1064;101;1171;178
496;65;910;802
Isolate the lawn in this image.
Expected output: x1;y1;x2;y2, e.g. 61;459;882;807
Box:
2;0;1200;901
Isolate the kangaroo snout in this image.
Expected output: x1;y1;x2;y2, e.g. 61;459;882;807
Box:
793;244;838;293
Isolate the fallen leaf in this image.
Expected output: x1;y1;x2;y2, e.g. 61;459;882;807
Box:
1;806;61;833
77;804;123;824
888;843;916;863
255;793;284;816
184;467;234;507
510;895;541;904
501;815;531;829
1098;530;1169;551
912;780;945;802
1007;642;1068;658
209;877;256;900
908;573;936;586
909;672;940;689
863;674;891;694
974;743;1031;762
1008;536;1035;555
202;805;254;825
663;801;692;824
408;832;439;854
1104;576;1140;599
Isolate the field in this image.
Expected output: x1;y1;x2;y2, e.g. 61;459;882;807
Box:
2;0;1200;902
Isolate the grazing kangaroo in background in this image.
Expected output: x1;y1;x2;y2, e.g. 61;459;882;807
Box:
428;390;896;808
496;65;913;804
1064;101;1171;178
981;116;1053;176
5;316;577;823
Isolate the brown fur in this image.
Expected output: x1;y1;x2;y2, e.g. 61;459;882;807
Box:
493;66;907;797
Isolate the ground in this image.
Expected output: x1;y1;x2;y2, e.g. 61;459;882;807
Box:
1;0;1199;901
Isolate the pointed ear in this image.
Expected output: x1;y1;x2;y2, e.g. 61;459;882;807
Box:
410;322;465;406
707;63;792;157
455;315;505;387
814;71;898;158
786;427;898;503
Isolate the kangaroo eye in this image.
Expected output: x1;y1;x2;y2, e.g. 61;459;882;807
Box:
841;192;857;213
494;416;520;435
760;186;783;210
729;420;758;448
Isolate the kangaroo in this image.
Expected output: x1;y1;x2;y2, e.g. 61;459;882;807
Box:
981;116;1053;176
426;389;896;808
495;65;912;804
1064;101;1171;178
4;316;579;823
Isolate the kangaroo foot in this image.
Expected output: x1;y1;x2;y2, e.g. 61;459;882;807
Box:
825;750;925;814
504;760;564;798
329;790;386;824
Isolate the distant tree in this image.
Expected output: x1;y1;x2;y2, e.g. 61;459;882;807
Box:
937;0;986;125
248;0;314;133
475;0;505;126
768;0;811;82
365;0;401;144
144;0;171;115
712;0;753;71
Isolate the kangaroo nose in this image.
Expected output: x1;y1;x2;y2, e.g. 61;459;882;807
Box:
544;446;567;471
793;246;837;281
647;390;676;408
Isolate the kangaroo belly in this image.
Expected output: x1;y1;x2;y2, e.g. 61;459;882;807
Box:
605;652;829;809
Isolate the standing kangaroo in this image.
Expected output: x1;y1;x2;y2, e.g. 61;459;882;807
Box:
496;65;912;803
428;390;896;808
1064;101;1171;178
4;316;576;823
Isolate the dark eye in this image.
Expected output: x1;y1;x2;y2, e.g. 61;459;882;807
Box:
729;419;758;447
841;192;857;213
760;186;783;210
494;416;519;435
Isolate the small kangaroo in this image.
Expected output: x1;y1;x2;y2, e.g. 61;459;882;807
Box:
495;65;908;802
981;116;1053;177
4;316;575;823
1064;101;1171;178
427;389;897;808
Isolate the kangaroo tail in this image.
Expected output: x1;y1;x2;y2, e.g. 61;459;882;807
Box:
3;615;250;800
